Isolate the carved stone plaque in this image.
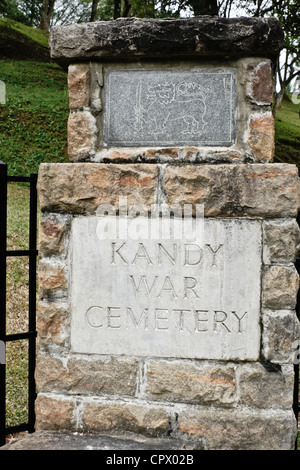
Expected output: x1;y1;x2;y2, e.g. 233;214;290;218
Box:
70;217;261;360
103;69;236;147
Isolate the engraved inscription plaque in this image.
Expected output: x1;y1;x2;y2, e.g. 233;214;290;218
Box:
103;69;236;147
70;217;261;360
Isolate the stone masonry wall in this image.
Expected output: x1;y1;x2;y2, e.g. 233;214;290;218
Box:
36;17;299;450
35;162;300;450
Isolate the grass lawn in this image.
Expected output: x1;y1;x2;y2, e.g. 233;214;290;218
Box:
274;94;300;167
0;59;69;176
5;182;31;428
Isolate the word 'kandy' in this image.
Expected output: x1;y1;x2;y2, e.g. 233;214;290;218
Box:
111;241;223;267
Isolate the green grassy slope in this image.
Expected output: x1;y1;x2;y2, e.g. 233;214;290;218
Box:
0;18;49;47
0;17;50;61
0;19;69;175
0;59;69;175
274;94;300;167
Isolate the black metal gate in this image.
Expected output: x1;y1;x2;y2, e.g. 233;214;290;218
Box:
0;161;38;447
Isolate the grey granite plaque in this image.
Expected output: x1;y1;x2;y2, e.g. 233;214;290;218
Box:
103;69;236;147
70;217;261;360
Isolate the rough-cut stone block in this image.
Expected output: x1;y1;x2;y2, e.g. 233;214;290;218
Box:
39;213;71;257
263;219;300;264
38;261;67;299
87;62;103;115
49;17;284;67
37;163;158;214
262;265;299;310
68;110;98;161
238;363;295;409
68;64;90;109
36;354;139;397
248;114;275;162
262;310;300;363
144;360;236;405
82;402;170;437
35;395;75;431
245;61;274;105
178;407;297;450
163;163;299;218
37;302;69;347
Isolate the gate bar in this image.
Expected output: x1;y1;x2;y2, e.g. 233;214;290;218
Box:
7;176;31;183
5;332;36;342
294;205;300;449
28;173;38;434
6;250;38;257
0;162;7;447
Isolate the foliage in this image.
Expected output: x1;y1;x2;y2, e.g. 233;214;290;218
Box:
109;1;220;19
0;0;43;26
52;0;113;25
1;0;230;27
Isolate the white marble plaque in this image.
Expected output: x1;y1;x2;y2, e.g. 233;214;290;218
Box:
103;69;236;147
70;217;261;360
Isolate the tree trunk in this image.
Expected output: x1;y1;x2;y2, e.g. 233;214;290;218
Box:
114;0;121;19
188;0;219;16
123;0;131;17
39;0;56;30
114;0;131;18
90;0;99;21
273;88;285;118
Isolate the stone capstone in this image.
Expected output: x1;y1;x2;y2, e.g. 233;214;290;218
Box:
49;17;284;67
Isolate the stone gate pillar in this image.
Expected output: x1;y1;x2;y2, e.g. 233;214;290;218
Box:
35;17;300;450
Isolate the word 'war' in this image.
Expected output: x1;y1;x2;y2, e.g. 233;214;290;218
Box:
85;306;248;334
130;275;208;299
